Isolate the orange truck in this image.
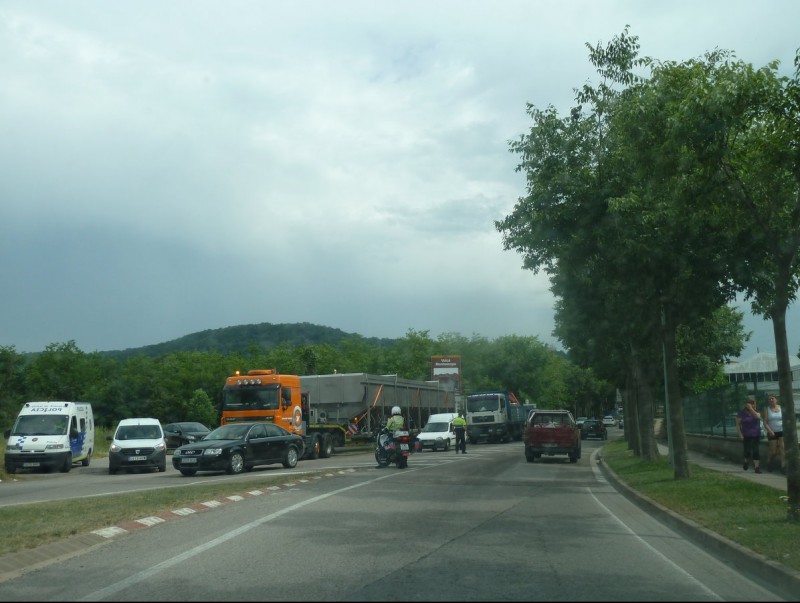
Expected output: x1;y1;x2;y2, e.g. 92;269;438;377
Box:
220;369;346;460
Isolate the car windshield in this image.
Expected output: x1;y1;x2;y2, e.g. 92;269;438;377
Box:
205;424;250;440
178;422;209;432
422;422;449;433
116;425;161;440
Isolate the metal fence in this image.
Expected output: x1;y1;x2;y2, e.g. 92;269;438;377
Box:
683;383;777;437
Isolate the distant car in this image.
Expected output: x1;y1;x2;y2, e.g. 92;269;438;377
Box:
107;417;167;474
602;416;616;427
618;417;624;429
172;422;303;476
581;419;607;440
163;421;211;449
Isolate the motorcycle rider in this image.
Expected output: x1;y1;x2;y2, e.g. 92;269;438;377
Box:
376;406;405;467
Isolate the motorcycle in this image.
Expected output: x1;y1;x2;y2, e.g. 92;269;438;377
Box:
375;427;410;468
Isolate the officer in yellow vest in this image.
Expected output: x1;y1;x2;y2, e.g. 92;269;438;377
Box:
452;413;467;454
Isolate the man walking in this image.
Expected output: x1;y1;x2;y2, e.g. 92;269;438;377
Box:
453;413;467;454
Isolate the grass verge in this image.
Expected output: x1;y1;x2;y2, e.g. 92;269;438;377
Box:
603;439;800;573
0;471;321;558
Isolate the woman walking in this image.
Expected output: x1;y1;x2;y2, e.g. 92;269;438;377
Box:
763;394;785;473
735;397;763;473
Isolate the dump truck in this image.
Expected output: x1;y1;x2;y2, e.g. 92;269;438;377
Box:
465;390;527;444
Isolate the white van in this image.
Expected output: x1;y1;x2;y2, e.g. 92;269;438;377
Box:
416;412;458;452
4;401;95;474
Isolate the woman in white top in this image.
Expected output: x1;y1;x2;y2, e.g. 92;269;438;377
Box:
763;394;785;473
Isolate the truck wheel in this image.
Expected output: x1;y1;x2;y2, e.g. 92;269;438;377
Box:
525;448;535;462
180;469;197;477
569;453;579;463
60;453;72;473
307;436;320;460
226;451;245;474
4;464;15;475
282;445;299;469
319;434;333;458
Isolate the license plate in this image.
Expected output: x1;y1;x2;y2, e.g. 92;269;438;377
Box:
128;455;147;461
180;458;197;464
23;462;40;467
400;444;409;450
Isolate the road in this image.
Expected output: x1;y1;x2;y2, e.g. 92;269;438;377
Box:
0;434;786;601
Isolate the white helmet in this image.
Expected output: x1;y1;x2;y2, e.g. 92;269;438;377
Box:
391;406;401;415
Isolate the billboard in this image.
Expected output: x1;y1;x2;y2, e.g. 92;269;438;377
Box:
431;356;462;395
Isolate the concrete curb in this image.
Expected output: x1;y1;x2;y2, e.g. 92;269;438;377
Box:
595;448;800;601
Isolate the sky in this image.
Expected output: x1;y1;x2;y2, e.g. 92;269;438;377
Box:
2;1;799;360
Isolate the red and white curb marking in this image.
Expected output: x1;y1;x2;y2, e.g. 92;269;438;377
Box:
90;470;355;540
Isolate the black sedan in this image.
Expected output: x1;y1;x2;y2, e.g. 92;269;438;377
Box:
581;419;607;440
163;422;211;449
172;422;303;476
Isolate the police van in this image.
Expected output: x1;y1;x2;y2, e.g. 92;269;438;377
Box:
4;401;95;474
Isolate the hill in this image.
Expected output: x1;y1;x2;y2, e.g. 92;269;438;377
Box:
99;322;397;361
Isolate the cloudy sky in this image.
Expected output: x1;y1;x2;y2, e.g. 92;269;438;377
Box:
2;1;799;359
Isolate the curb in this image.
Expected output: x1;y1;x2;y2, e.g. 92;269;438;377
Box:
0;469;356;584
595;449;800;601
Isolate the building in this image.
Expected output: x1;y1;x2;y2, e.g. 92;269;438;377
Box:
724;352;800;392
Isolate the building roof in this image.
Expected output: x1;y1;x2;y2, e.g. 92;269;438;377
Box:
724;351;800;374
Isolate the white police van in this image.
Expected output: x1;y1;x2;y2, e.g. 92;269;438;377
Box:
4;401;95;474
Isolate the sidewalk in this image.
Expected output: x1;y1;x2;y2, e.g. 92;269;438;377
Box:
656;441;788;491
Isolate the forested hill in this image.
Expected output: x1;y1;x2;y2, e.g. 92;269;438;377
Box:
99;322;397;361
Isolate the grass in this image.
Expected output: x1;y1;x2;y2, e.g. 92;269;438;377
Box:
603;439;800;573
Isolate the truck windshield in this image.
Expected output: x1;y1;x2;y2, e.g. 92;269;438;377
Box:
467;397;500;413
12;414;69;436
223;386;280;411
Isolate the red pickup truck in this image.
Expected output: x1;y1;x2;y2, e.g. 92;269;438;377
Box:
524;410;581;463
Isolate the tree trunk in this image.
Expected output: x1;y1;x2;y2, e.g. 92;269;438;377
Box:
663;309;691;479
772;305;799;521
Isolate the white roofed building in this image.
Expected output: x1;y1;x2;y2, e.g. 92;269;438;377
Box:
724;352;800;393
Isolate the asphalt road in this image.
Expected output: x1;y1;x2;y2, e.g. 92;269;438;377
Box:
0;435;792;601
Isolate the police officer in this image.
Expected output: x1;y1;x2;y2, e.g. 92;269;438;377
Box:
453;413;467;454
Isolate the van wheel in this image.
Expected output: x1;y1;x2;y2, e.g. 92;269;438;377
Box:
444;440;450;452
60;454;72;473
180;469;197;477
108;466;118;475
81;454;91;467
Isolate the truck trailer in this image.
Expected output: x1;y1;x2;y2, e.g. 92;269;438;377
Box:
220;370;452;459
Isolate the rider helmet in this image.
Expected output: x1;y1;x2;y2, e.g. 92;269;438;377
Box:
391;406;401;415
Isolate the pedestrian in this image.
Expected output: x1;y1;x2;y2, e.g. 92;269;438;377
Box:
735;397;763;473
452;413;467;454
763;394;785;473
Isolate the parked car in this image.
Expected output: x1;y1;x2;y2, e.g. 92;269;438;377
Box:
163;421;211;449
602;415;616;427
107;418;167;474
581;419;607;440
172;422;303;476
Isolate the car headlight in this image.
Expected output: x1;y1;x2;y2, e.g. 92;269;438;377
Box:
203;448;223;456
156;442;166;452
109;443;121;453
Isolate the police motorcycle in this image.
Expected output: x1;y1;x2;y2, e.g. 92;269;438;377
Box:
375;416;410;469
